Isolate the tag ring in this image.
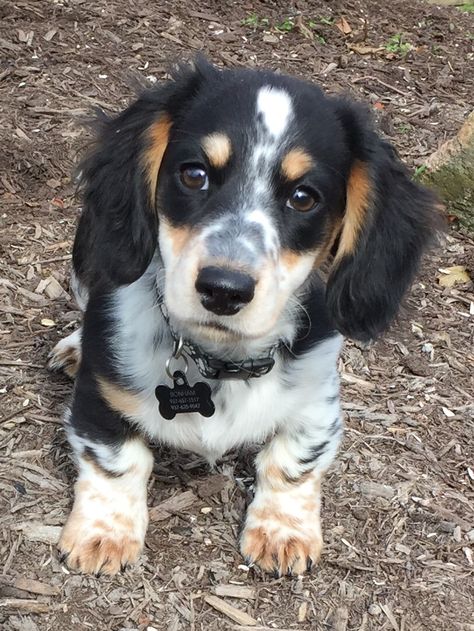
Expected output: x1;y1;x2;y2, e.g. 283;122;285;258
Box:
165;337;188;378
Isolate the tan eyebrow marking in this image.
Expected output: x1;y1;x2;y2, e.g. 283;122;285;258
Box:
201;132;232;168
144;114;172;204
281;148;313;181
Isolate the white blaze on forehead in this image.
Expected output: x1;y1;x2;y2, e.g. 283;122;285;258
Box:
256;86;292;138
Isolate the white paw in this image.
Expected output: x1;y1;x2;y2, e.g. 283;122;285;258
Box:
48;328;82;378
240;477;323;576
59;476;148;575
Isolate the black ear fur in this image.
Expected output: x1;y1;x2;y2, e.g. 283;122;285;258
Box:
326;100;441;342
73;58;218;287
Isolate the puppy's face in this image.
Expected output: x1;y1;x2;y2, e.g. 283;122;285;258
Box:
77;61;437;343
156;78;350;341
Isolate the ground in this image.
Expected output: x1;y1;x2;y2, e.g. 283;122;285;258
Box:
0;1;473;630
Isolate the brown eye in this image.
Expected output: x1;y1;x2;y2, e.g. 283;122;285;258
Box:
287;187;318;212
180;164;209;190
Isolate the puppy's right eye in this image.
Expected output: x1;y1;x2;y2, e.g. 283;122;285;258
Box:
180;164;209;191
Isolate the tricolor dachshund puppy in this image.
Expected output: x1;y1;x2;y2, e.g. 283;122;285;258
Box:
50;59;438;576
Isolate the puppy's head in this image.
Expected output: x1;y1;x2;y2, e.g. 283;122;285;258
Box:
76;59;439;343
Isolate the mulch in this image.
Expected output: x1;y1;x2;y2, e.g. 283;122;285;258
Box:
0;1;473;630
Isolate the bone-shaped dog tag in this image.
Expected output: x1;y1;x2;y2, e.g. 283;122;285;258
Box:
155;370;215;420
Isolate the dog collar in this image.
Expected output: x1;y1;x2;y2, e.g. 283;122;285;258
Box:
160;305;279;380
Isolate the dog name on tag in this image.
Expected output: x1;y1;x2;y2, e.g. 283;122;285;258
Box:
155;370;215;420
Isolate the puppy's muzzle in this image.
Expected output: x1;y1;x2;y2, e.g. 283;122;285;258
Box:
195;266;256;316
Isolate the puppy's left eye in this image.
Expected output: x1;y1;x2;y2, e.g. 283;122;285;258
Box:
287;187;318;212
180;164;209;191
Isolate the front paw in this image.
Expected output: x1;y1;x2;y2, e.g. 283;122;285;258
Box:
59;509;145;575
240;499;323;576
58;476;148;575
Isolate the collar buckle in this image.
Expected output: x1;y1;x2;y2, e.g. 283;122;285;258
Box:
207;356;276;380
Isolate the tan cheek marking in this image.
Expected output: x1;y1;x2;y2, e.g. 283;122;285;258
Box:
160;219;194;257
281;148;313;180
201;132;232;168
144;114;172;204
335;160;371;261
97;376;142;418
280;249;305;271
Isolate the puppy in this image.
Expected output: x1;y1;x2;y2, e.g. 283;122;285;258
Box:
50;59;438;576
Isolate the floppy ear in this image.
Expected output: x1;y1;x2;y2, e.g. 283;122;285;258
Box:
326;101;441;342
73;59;218;287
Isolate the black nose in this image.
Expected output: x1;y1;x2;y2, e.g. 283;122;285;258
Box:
195;266;256;316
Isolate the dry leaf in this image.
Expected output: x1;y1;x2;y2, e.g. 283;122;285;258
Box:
437;265;471;287
335;16;352;35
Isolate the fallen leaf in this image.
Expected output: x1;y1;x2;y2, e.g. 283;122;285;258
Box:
438;265;471;287
51;197;65;208
373;101;385;110
335;16;352;35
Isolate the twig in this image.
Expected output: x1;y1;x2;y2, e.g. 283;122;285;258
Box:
352;75;410;97
17;254;72;266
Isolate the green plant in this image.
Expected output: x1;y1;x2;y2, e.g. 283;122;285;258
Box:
319;16;334;25
414;164;428;179
308;19;327;44
459;3;474;12
397;124;412;134
241;14;270;29
241;14;259;28
276;18;294;32
385;33;413;56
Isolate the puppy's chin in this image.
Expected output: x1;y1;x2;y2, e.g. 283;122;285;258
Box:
167;311;279;346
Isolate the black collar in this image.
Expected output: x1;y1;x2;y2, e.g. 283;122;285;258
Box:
160;305;279;380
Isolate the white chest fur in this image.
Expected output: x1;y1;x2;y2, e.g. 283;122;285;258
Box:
111;271;343;462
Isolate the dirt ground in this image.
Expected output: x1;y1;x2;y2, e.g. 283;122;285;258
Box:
1;1;473;629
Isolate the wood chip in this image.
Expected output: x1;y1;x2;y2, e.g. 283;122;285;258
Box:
379;603;399;631
149;490;197;521
331;606;349;631
204;594;257;626
298;600;308;622
44;28;57;41
340;372;375;390
214;585;256;600
13;578;60;597
360;481;396;500
0;598;50;614
14;522;61;544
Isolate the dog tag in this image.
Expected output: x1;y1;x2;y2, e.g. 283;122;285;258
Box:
155;370;215;420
